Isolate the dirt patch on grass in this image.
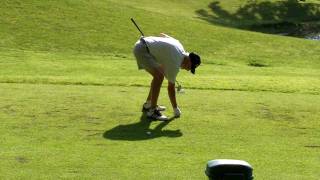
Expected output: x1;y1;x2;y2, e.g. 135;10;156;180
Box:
248;59;269;67
15;156;29;164
304;145;320;149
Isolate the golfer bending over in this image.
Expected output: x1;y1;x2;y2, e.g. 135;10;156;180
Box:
133;33;201;121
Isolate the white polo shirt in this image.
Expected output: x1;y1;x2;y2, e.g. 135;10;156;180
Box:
144;36;188;83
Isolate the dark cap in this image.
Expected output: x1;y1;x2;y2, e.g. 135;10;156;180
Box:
189;52;201;74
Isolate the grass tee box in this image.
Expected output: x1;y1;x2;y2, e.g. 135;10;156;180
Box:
1;83;320;179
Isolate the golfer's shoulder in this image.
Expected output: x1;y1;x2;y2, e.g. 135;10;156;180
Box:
146;36;179;43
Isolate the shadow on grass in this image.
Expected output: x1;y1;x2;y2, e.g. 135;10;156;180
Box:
196;0;320;36
103;113;182;141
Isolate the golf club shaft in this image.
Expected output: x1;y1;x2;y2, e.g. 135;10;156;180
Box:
131;18;145;37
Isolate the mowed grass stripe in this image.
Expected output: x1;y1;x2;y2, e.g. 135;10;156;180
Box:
1;51;319;95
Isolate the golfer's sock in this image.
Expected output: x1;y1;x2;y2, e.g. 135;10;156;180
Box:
147;107;155;116
144;101;151;109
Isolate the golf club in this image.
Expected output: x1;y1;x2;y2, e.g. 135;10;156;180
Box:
130;18;184;93
131;18;145;37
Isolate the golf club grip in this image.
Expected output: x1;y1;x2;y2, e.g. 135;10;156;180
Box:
131;18;144;36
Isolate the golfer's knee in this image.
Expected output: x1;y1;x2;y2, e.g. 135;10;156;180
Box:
153;73;164;82
147;67;164;82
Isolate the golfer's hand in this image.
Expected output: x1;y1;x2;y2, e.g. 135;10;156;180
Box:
174;107;181;118
160;33;170;38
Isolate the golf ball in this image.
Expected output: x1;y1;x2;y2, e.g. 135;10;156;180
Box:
178;89;185;94
146;131;151;135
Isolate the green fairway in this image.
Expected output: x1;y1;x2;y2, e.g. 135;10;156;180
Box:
0;0;320;179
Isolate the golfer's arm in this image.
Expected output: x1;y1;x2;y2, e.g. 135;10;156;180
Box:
160;33;172;38
168;82;177;108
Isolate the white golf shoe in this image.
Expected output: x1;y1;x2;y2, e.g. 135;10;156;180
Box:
173;107;181;118
147;108;168;121
142;102;166;112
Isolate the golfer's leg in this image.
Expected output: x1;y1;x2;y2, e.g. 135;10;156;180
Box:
146;83;152;102
145;68;164;108
150;74;164;107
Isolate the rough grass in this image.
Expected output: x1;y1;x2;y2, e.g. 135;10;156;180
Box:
0;0;319;66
